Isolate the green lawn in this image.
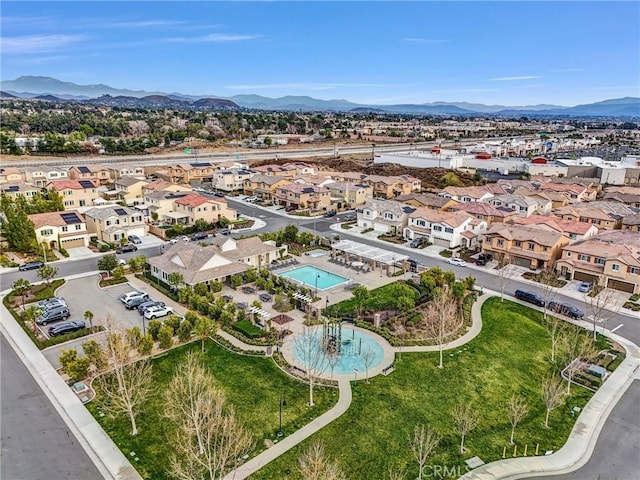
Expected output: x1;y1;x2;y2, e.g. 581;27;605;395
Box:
251;298;600;479
88;341;338;479
326;280;421;318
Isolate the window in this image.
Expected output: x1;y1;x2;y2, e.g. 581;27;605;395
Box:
433;225;442;232
528;243;535;251
75;224;82;230
515;241;522;248
444;227;453;234
41;228;53;236
497;239;504;248
566;251;572;257
79;200;86;207
416;220;426;227
612;264;620;271
630;267;639;275
62;226;68;232
596;258;605;265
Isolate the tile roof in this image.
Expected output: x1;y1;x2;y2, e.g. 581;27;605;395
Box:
277;183;329;194
83;205;138;220
174;194;213;208
510;215;596;235
48;179;98;190
484;223;565;247
395;193;452;208
409;208;474;228
116;176;148;187
28;210;84;229
453;201;516;218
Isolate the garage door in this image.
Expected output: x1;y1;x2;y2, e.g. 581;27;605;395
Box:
574;271;599;283
607;278;636;293
61;237;86;248
512;256;531;268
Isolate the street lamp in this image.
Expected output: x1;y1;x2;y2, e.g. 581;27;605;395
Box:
315;273;320;299
277;396;287;437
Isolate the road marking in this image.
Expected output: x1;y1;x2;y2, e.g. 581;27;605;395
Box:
611;324;624;333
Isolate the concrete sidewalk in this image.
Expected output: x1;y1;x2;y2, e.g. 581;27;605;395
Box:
224;379;353;480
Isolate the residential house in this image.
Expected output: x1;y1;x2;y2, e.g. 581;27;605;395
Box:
404;208;487;249
251;164;300;178
539;182;596;202
512;187;571;209
357;199;416;234
509;215;599;242
47;179;100;210
452;201;517;224
327;172;421;199
395;193;458;211
114;176;149;205
22;166;68;187
602;189;640;209
165;162;216;184
68;164;111;186
0;182;41;199
212;168;254;192
554;201;637;230
274;184;331;211
144;190;190;219
243;175;291;201
482;223;570;270
325;181;373;207
555;230;640;293
488;194;550;217
83;205;147;243
622;214;640;232
142;179;192;194
28;210;90;249
0;167;23;184
171;194;237;225
147;236;285;288
108;164;146;181
439;186;494;203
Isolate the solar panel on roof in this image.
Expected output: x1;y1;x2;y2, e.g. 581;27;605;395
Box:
78;166;90;174
78;180;94;188
302;187;314;194
190;162;212;168
4;185;19;192
114;208;128;216
60;212;82;224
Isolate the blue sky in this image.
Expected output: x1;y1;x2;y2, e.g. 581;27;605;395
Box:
2;1;639;106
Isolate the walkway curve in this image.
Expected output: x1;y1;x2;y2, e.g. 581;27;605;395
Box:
223;379;352;480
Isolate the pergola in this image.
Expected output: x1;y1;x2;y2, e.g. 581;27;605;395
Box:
331;239;409;266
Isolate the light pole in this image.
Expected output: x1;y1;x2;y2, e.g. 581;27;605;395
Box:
315;273;320;299
277;396;286;437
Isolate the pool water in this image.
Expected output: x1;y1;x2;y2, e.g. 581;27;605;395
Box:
293;326;385;375
280;265;349;290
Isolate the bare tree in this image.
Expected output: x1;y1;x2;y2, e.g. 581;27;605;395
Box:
326;350;340;381
294;327;328;406
506;394;529;445
409;424;440;480
362;347;376;384
582;288;619;340
494;254;518;302
541;376;565;428
297;440;346;480
387;467;406;480
559;329;597;395
165;353;253;480
423;292;461;368
127;120;149;136
452;403;480;454
545;314;564;364
538;268;559;320
99;326;153;435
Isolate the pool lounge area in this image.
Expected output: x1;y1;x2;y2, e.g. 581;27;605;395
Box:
279;265;350;290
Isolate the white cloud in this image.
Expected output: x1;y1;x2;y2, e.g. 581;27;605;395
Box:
402;38;447;44
1;34;86;54
490;75;543;81
166;33;260;43
109;20;188;28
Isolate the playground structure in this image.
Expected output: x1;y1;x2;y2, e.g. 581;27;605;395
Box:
322;319;362;356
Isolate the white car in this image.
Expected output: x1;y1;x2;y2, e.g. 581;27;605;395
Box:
169;235;189;244
245;196;258;202
144;305;174;319
447;257;467;267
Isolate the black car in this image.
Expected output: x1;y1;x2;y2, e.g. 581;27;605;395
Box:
137;300;164;315
191;232;208;241
548;301;584;319
236;302;248;310
116;243;138;254
514;289;545;307
259;293;272;302
213;192;225;198
19;260;44;271
124;294;150;310
36;306;70;325
48;320;86;337
324;210;337;218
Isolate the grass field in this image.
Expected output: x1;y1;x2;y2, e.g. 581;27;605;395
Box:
251;298;600;479
88;341;338;479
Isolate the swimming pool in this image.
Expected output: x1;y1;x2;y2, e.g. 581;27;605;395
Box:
279;265;349;290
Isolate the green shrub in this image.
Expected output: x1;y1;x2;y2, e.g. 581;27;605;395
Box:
157;325;174;349
137;334;154;356
147;320;162;340
177;321;193;342
66;357;90;382
164;314;182;335
125;326;142;349
439;249;453;258
232;319;266;338
623;301;640;311
82;340;107;370
629;293;640;302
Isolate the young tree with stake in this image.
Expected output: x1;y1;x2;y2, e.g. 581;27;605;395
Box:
506;394;529;445
452;403;480;454
541;376;565;428
409;424;440;480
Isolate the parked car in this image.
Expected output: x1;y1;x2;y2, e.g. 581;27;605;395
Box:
578;281;592;293
285;205;297;212
259;293;273;302
217;228;231;236
137;300;164;315
116;243;138;254
119;291;148;304
48;320;86;337
548;301;585;319
324;210;337;218
19;260;44;271
213;192;225;198
128;235;142;244
191;232;208;241
36;306;70;325
409;237;426;248
143;305;173;319
514;289;545;307
476;253;493;266
170;235;189;244
124;295;151;310
447;257;467;267
236;302;248;310
37;297;67;310
245;196;258;202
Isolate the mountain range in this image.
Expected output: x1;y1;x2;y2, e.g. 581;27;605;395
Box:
1;76;639;117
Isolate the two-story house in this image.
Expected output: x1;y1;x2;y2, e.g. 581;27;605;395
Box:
488;194;550;217
142;179;192;195
555;230;640;294
325;181;373;207
452;201;517;224
108;164;146;181
439;186;495;203
115;176;149;206
357;199;416;234
144;190;190;219
482;223;570;270
395;193;458;211
251;164;300;178
512;188;571;209
509;215;599;243
602;187;640;209
404;208;487;249
172;194;237;225
243;175;291;201
0;182;41;200
166;162;216;184
554;201;637;230
23;166;68;187
0;167;24;184
539;182;596;203
47;179;100;210
212;168;254;192
274;184;331;211
83;205;147;243
28;210;90;249
68;165;111;186
622;213;640;232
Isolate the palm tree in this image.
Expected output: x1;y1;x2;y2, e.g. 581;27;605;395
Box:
84;310;94;330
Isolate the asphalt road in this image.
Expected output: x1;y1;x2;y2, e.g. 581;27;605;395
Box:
531;380;640;480
0;335;103;480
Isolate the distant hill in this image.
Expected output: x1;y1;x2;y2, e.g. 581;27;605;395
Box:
1;75;638;117
0;91;17;98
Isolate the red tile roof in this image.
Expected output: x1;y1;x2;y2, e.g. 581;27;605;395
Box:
174;194;212;208
48;179;98;190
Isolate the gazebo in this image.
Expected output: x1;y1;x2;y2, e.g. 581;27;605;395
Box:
331;239;409;275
